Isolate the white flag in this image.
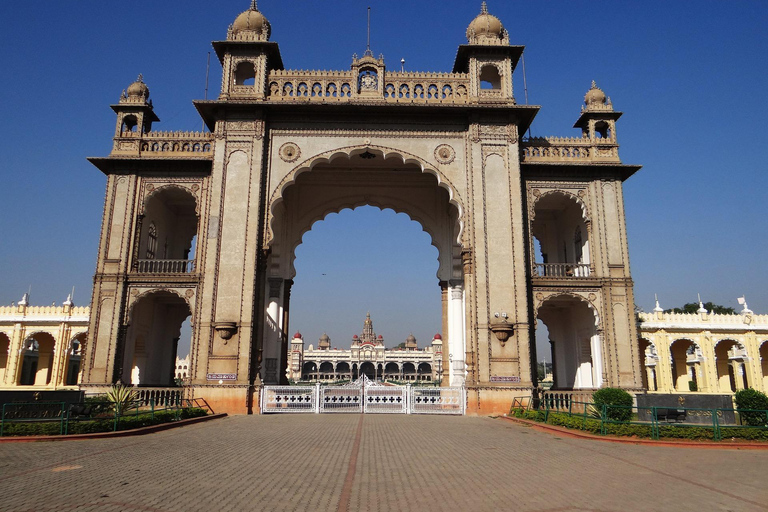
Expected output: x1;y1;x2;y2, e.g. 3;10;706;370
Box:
737;297;746;305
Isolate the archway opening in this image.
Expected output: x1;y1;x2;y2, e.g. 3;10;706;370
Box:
669;339;700;391
714;340;747;392
18;332;56;386
638;338;657;391
532;192;590;277
266;150;463;386
359;361;376;380
65;333;86;386
122;291;191;387
479;65;501;90
537;296;600;389
138;187;198;273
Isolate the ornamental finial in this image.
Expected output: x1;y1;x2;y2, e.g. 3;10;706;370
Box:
137;73;144;83
250;0;258;10
481;1;488;14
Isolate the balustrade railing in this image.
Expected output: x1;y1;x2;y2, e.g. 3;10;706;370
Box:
135;387;185;407
534;263;591;278
265;70;472;105
136;259;195;274
521;137;620;164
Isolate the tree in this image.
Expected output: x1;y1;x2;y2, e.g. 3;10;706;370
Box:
664;302;735;315
394;342;407;349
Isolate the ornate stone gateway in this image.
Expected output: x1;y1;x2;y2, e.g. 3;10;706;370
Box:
82;3;643;414
261;376;465;415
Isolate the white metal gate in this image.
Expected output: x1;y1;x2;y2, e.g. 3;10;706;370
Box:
261;376;464;415
319;379;363;413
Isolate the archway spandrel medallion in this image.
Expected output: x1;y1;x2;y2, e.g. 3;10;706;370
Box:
279;142;301;163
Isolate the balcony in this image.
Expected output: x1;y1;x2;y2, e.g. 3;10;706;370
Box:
534;263;590;278
136;259;195;274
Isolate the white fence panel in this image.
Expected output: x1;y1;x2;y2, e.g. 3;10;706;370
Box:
319;382;363;413
364;385;408;414
410;387;465;415
261;386;317;413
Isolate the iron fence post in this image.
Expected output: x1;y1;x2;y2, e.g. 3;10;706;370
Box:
712;409;720;441
314;382;320;413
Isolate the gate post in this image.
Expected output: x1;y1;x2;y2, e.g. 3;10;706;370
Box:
314;382;321;414
406;384;412;414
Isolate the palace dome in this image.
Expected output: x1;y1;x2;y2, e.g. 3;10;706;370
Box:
319;333;330;342
433;333;442;340
584;81;607;106
126;75;149;99
406;334;416;343
231;1;271;40
466;2;505;44
293;331;302;339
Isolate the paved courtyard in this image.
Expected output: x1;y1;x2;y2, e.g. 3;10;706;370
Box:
0;415;767;512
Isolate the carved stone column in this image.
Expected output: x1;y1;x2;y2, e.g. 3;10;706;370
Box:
280;279;294;385
440;281;449;387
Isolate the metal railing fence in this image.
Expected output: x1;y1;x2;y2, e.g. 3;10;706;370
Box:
511;397;768;441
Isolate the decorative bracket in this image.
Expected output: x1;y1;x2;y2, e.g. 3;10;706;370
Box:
489;320;514;346
213;321;238;341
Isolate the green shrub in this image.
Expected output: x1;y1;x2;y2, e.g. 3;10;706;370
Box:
0;407;207;437
688;380;698;392
734;389;768;426
592;388;634;422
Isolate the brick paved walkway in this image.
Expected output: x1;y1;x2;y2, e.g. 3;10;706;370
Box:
0;415;767;511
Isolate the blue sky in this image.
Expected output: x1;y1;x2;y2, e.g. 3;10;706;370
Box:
1;2;766;354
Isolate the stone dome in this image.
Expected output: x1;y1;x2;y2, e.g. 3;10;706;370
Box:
466;2;505;44
126;74;149;99
319;333;330;342
231;1;271;40
584;80;607;106
406;334;416;343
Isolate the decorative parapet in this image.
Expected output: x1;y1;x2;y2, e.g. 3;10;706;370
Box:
521;135;620;164
0;304;90;322
111;130;214;158
264;69;473;104
638;311;768;331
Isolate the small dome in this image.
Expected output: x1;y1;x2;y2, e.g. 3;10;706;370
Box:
352;334;359;339
293;331;302;339
231;1;271;40
406;334;416;343
466;2;505;44
433;333;442;340
377;335;383;339
126;74;149;99
584;80;607;106
319;333;330;342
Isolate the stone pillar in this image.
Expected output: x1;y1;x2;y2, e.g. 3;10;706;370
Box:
5;324;25;386
439;281;449;386
262;277;284;385
280;279;293;385
448;281;465;386
461;249;475;386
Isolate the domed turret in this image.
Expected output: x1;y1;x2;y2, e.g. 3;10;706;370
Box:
318;332;331;350
126;74;149;99
405;333;417;349
584;80;607;107
229;1;271;41
466;2;507;45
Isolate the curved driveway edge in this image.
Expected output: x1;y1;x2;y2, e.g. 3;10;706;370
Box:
501;414;768;450
0;412;227;443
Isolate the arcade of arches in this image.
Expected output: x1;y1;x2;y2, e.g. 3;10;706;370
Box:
82;2;650;414
0;298;88;389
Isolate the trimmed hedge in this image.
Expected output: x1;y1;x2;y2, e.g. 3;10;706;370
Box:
734;389;768;426
509;408;768;442
592;388;633;422
1;407;208;437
